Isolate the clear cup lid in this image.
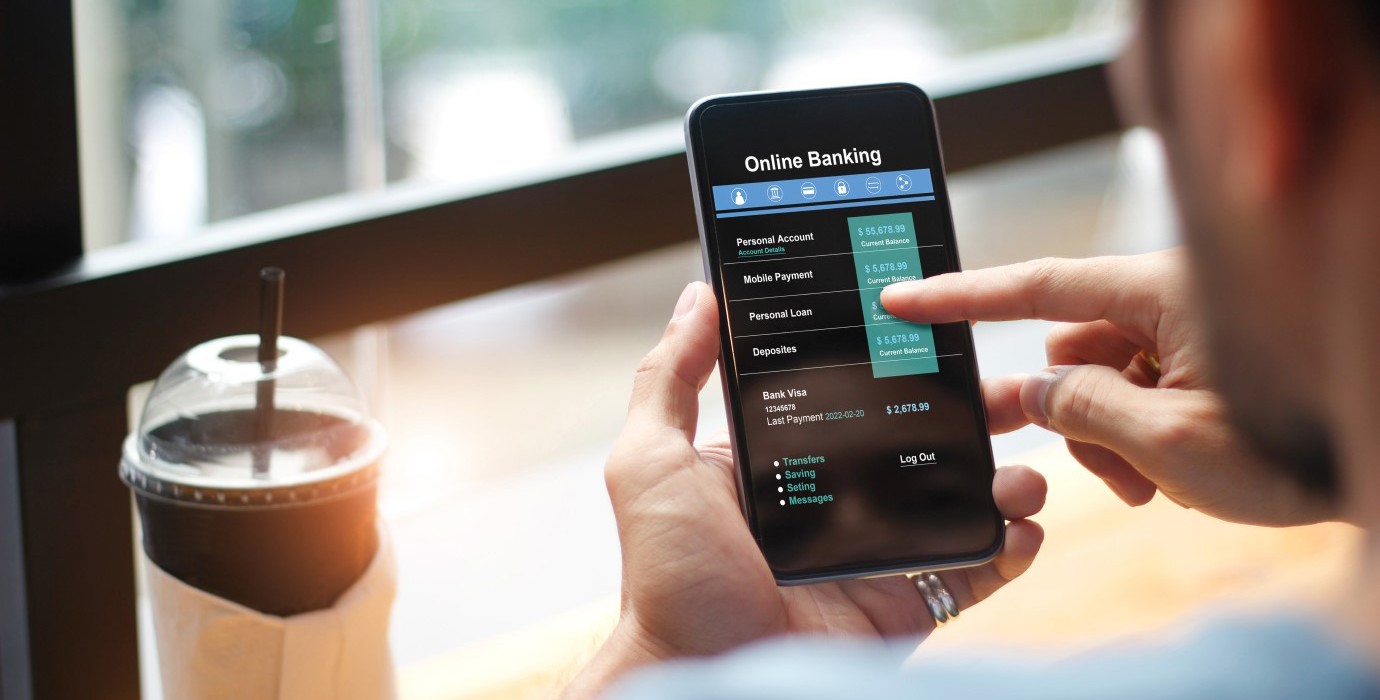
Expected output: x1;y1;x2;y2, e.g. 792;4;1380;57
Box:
121;335;384;504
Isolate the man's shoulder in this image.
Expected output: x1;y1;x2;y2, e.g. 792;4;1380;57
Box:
606;617;1380;700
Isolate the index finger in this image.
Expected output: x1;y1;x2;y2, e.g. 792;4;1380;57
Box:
880;255;1164;336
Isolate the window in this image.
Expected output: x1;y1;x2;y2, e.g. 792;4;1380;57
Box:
77;0;1128;249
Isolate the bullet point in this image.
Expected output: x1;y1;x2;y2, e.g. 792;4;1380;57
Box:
777;486;783;493
775;473;781;480
779;499;786;506
774;461;780;467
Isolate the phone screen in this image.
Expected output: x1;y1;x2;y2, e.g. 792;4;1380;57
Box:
686;84;1002;582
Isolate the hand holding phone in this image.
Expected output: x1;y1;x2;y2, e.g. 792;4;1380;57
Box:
562;283;1046;699
685;84;1004;582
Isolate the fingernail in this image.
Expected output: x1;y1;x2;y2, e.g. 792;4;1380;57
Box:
671;283;698;321
1021;366;1073;428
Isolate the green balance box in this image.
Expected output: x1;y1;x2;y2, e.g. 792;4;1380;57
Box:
847;212;938;378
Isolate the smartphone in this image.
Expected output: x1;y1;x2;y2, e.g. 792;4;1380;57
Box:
684;83;1003;584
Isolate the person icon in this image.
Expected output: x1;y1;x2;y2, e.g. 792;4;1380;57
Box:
732;188;747;206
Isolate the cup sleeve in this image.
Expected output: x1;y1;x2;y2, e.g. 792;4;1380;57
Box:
143;523;398;700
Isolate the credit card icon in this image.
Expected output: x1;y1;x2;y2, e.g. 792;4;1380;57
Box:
801;182;817;199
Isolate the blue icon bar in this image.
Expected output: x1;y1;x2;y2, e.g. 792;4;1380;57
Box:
716;195;935;219
711;168;933;212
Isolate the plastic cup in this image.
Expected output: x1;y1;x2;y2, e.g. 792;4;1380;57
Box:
120;334;386;615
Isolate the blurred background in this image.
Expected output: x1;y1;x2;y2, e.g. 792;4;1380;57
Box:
76;0;1127;248
54;2;1359;699
66;0;1176;694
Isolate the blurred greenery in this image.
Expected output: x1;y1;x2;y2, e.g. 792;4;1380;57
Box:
110;0;1122;236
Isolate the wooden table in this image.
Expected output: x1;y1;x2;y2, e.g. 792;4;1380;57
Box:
399;440;1362;699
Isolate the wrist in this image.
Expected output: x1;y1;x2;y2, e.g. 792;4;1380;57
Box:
561;616;674;700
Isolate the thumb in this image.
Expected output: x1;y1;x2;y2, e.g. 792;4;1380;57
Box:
1020;364;1164;465
624;282;721;443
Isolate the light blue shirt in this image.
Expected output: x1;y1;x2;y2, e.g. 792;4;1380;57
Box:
608;617;1380;699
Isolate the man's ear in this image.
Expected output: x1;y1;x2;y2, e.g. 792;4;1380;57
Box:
1217;0;1343;208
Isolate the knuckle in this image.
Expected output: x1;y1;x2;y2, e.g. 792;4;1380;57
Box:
1147;414;1196;446
632;347;663;383
1146;398;1213;446
630;349;668;402
1020;257;1066;293
1049;370;1104;436
631;344;698;404
1044;323;1078;363
1017;257;1068;317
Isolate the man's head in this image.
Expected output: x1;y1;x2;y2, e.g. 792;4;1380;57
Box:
1112;1;1380;508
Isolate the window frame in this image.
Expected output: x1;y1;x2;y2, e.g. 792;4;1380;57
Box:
0;3;1121;696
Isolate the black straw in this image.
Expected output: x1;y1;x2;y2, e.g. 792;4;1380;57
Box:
254;268;285;477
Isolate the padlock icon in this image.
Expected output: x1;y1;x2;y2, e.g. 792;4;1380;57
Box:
835;179;849;196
